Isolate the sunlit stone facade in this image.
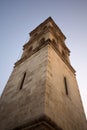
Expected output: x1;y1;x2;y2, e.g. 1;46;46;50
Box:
0;17;87;130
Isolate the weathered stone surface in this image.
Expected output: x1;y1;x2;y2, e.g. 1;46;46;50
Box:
45;45;87;130
0;17;87;130
0;46;48;130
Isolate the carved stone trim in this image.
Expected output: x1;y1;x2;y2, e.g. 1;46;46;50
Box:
11;114;63;130
14;39;75;75
14;39;51;67
49;43;76;75
30;17;66;40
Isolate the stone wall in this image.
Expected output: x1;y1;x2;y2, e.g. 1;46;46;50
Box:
45;45;87;130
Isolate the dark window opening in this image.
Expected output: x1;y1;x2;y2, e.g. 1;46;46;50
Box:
20;72;26;90
62;50;68;61
34;33;38;37
40;38;45;43
28;46;33;52
39;38;45;46
64;77;68;95
62;51;66;57
43;26;47;30
52;39;56;44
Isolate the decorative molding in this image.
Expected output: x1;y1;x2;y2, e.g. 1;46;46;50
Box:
11;114;62;130
14;39;75;75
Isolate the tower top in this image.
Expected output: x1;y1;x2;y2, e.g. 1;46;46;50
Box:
15;17;75;75
30;17;66;40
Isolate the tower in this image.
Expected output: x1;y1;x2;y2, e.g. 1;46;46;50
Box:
0;17;87;130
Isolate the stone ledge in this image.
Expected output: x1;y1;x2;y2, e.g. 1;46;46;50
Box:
11;114;62;130
14;39;51;67
14;39;75;75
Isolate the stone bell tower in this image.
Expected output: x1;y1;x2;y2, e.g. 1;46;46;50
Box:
0;17;87;130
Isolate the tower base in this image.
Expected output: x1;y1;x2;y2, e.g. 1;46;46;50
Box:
12;115;62;130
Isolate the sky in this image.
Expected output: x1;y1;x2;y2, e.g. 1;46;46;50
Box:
0;0;87;118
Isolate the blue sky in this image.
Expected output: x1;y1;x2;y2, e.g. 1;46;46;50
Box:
0;0;87;118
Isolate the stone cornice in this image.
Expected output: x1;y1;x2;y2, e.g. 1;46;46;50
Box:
11;114;62;130
47;26;70;53
49;43;76;75
14;39;75;76
24;25;70;54
14;39;51;67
